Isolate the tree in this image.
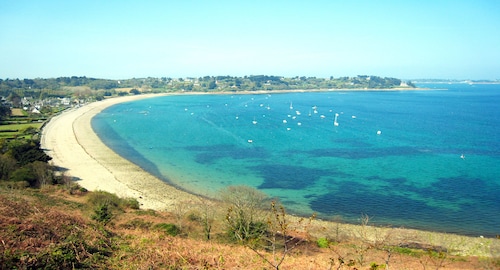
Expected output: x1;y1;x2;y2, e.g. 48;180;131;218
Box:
221;185;269;241
8;140;52;166
195;197;217;240
250;201;315;270
7;92;21;108
31;161;54;187
208;80;217;90
0;154;17;180
129;89;140;95
0;104;11;121
10;166;36;186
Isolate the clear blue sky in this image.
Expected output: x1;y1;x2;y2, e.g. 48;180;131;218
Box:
1;0;499;80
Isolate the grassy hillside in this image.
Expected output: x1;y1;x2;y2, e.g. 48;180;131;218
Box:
1;186;498;269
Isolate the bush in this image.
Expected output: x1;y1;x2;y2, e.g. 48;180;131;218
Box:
122;197;140;209
87;190;121;209
317;237;329;248
92;203;113;224
87;190;140;210
153;223;180;236
120;218;152;230
10;166;36;186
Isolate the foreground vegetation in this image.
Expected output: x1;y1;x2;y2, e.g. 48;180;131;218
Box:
1;185;499;269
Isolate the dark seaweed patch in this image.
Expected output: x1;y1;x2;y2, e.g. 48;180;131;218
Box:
309;180;442;220
310;176;500;236
301;146;421;159
420;176;500;217
253;164;332;190
185;144;269;164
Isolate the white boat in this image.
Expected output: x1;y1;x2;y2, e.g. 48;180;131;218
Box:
334;113;339;126
289;102;293;110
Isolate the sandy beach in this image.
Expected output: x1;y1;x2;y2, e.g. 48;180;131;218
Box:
41;94;198;210
40;92;498;257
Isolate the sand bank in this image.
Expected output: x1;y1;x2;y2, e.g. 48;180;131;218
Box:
41;94;198;210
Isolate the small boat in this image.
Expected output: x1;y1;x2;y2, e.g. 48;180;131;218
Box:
334;113;339;126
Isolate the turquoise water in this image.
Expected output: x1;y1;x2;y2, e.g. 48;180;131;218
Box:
92;84;500;236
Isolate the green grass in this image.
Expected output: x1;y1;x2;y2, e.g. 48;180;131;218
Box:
0;122;43;139
0;123;43;131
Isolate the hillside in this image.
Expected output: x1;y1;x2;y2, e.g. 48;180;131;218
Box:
1;186;498;269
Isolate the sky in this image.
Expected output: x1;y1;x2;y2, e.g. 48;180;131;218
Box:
1;0;499;80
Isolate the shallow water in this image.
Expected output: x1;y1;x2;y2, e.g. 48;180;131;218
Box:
93;84;500;236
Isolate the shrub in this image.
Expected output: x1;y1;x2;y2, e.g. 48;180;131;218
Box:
317;237;329;248
87;190;140;210
87;190;121;209
153;223;180;236
10;166;36;186
221;185;269;242
370;262;386;269
120;218;152;230
122;197;140;209
92;203;113;224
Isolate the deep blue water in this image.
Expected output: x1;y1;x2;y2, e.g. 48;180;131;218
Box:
92;84;500;236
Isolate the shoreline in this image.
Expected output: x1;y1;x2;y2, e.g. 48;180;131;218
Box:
40;92;497;257
41;94;199;210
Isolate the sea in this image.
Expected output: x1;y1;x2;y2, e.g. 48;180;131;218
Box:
92;83;500;237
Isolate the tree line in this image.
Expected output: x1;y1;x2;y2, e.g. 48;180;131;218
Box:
0;75;416;98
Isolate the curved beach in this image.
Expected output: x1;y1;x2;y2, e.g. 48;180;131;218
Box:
41;94;198;210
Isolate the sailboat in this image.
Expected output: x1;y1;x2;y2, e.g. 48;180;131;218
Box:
334;113;339;126
289;102;293;110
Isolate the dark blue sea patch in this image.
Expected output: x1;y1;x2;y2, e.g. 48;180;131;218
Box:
302;146;422;159
310;177;500;236
331;138;373;148
366;176;416;191
309;180;447;221
184;144;269;164
253;164;339;190
420;176;500;218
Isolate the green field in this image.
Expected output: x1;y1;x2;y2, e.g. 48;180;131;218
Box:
0;122;43;139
